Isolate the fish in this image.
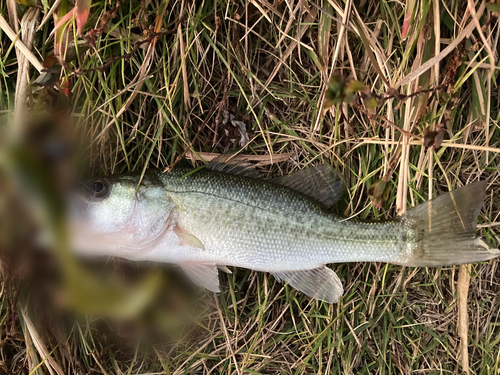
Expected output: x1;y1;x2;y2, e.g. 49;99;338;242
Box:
71;155;499;303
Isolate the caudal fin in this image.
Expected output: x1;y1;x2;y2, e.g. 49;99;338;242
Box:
402;181;499;267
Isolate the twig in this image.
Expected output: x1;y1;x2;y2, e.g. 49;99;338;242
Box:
14;8;40;137
22;309;65;375
215;298;241;375
164;125;204;172
83;0;125;46
457;265;471;374
0;14;44;73
357;138;500;154
187;151;294;165
396;1;486;88
213;76;229;146
467;0;495;77
477;222;500;228
37;0;62;30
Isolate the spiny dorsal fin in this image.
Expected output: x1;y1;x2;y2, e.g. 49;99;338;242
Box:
206;154;262;178
269;165;345;209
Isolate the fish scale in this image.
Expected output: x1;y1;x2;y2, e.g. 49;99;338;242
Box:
154;168;405;270
73;160;499;303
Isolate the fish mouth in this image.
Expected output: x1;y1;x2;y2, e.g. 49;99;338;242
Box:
73;178;93;198
69;178;99;220
69;195;90;222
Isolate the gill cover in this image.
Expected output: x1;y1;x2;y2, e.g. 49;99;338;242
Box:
74;173;175;254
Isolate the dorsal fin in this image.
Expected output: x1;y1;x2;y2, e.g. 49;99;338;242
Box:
269;165;344;209
206;154;262;178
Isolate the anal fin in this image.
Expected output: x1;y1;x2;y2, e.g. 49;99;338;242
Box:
181;262;220;292
273;266;343;303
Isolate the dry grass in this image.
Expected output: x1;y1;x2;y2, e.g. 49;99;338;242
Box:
1;0;500;374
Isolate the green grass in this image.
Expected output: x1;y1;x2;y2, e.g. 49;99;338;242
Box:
1;0;499;374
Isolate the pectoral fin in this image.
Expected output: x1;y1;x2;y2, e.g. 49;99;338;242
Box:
273;266;343;303
181;262;220;292
174;225;205;250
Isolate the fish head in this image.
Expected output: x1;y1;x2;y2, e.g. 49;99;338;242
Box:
71;173;175;255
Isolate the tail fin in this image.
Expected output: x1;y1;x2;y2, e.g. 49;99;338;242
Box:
402;181;499;267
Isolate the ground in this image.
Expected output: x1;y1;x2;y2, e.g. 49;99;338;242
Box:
0;0;499;374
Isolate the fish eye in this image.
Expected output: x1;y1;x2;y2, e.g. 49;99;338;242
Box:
87;178;111;199
93;181;104;193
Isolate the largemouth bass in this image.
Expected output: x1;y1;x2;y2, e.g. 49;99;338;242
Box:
72;156;499;303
